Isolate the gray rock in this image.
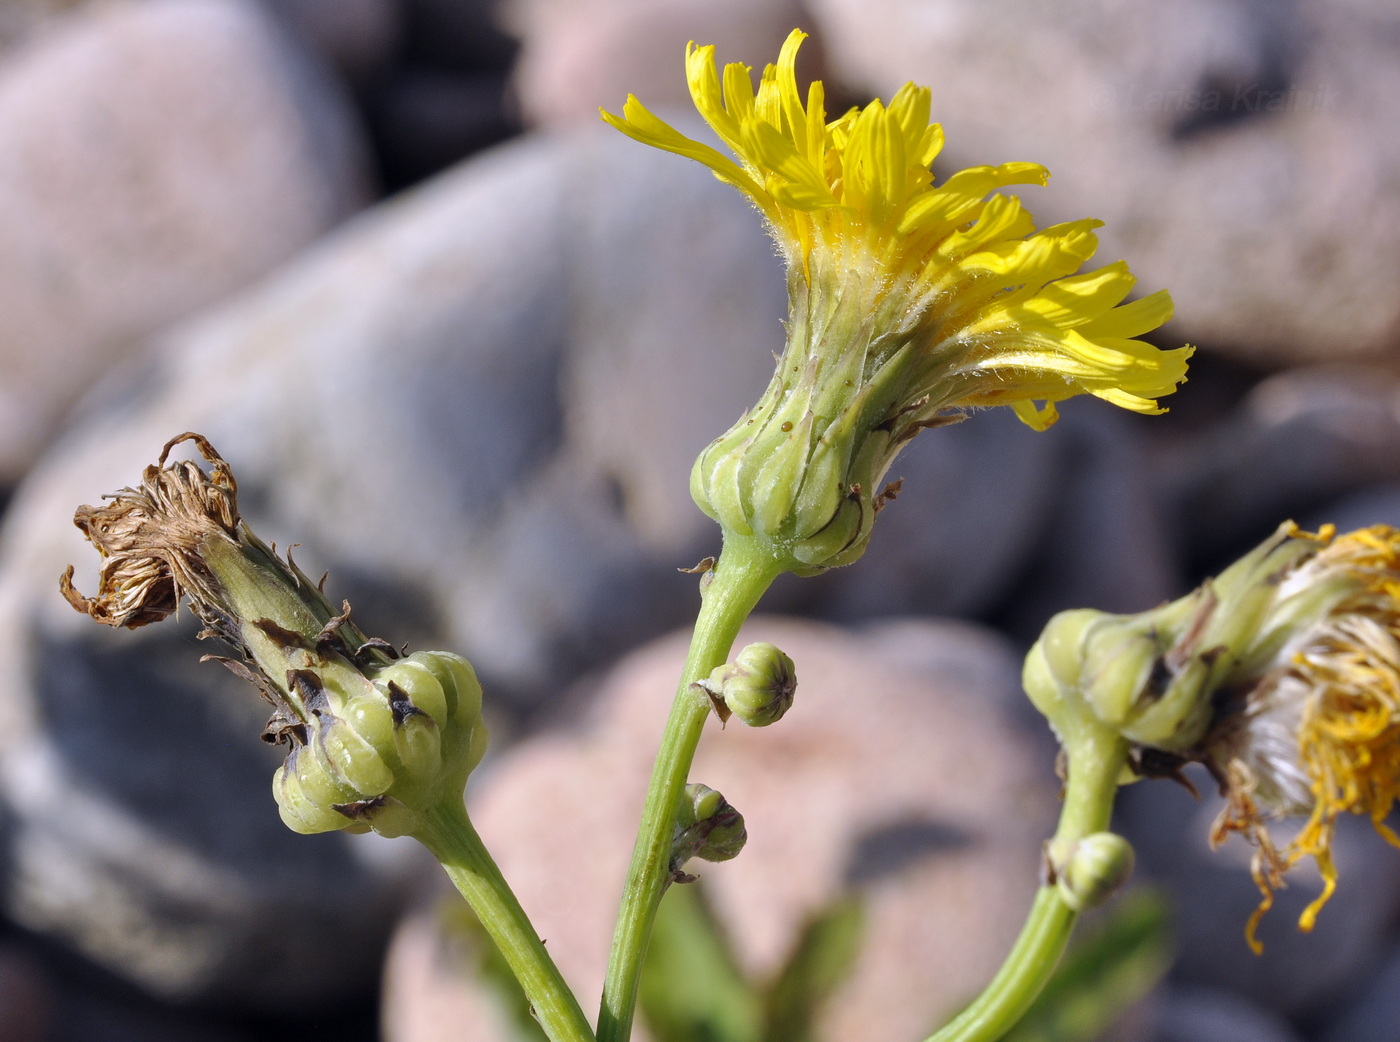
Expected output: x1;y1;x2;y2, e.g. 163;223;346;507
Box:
1321;938;1400;1042
265;0;399;76
0;941;49;1042
1117;764;1400;1018
382;616;1062;1042
1304;484;1400;535
500;0;809;126
1155;986;1303;1042
1176;366;1400;565
0;124;783;1006
820;399;1182;635
807;0;1400;366
0;0;369;483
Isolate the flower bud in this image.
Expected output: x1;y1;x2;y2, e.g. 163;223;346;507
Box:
669;783;747;882
62;433;490;840
698;641;796;727
1049;832;1135;912
1024;521;1400;944
1023;524;1340;755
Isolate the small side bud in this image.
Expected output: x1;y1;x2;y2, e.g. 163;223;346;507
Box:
670;783;747;882
1050;832;1135;911
699;642;796;727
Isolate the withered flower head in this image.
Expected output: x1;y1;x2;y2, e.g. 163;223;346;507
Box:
60;432;238;628
62;434;489;839
1024;522;1400;950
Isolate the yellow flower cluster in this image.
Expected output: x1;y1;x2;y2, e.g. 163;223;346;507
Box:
602;29;1190;430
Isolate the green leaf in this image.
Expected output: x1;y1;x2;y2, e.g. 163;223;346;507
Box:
640;882;764;1042
762;896;865;1042
999;888;1174;1042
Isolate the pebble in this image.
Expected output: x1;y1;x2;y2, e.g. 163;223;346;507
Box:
1116;764;1400;1018
383;616;1063;1042
807;0;1400;366
0;0;369;483
1154;985;1303;1042
500;0;809;126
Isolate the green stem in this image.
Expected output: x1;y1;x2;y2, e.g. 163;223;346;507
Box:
925;723;1130;1042
597;537;781;1042
416;800;597;1042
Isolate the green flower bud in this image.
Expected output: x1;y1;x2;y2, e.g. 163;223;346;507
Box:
698;642;796;727
1022;521;1400;943
689;267;943;576
669;783;747;883
62;433;490;841
1049;832;1135;912
1023;523;1352;755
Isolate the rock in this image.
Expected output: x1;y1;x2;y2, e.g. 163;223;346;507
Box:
0;940;50;1042
366;68;519;190
1174;366;1400;569
0;0;400;79
382;616;1061;1042
1320;938;1400;1042
1304;484;1400;536
819;399;1182;636
500;0;810;126
399;0;519;71
1155;986;1303;1042
0;0;369;484
0;124;782;1006
264;0;399;76
806;0;1400;366
1116;764;1400;1018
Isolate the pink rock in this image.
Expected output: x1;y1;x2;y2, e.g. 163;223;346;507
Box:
807;0;1400;366
384;616;1064;1041
0;0;368;481
501;0;810;127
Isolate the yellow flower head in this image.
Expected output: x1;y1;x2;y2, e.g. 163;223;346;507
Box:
1206;525;1400;950
602;28;1192;432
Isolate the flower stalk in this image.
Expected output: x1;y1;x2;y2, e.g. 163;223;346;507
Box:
925;721;1130;1042
60;433;595;1042
597;537;781;1042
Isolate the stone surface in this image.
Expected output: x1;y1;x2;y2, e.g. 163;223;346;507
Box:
1320;938;1400;1042
807;0;1400;365
500;0;810;126
0;941;50;1042
1174;366;1400;568
1154;986;1303;1042
383;616;1061;1042
265;0;399;76
1117;764;1400;1018
0;0;369;483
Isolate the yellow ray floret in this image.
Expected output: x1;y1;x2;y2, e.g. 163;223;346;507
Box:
601;28;1190;430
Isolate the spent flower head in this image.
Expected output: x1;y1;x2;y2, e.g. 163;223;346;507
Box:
604;29;1191;573
1025;522;1400;949
61;433;488;839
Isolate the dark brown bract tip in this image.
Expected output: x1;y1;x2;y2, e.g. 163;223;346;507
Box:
61;433;242;628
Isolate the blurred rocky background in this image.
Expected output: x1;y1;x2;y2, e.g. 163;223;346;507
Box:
0;0;1396;1040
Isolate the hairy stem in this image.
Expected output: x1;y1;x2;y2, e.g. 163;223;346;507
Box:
417;800;597;1042
925;723;1130;1042
597;537;780;1042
